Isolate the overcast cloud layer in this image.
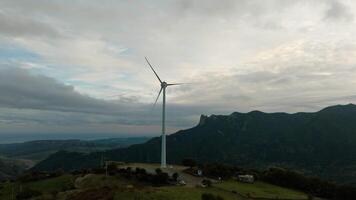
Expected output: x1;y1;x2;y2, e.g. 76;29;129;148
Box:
0;0;356;137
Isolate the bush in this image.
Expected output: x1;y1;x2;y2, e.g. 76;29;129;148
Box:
51;169;65;177
153;172;169;186
201;193;224;200
16;187;42;200
172;172;179;182
201;163;236;179
215;196;224;200
106;163;117;175
201;193;215;200
17;171;52;183
155;168;162;174
202;179;212;187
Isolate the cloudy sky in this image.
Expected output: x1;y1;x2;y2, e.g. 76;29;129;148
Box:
1;0;356;139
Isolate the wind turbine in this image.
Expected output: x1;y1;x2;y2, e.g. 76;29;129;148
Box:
145;57;181;168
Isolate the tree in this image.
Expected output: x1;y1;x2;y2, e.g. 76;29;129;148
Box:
155;168;162;174
172;172;179;182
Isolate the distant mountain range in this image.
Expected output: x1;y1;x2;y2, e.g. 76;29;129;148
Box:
0;137;150;161
0;137;149;180
33;104;356;185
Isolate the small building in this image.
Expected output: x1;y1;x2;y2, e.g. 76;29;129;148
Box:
236;175;254;183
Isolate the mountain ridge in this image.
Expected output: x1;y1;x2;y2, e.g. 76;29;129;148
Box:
33;104;356;185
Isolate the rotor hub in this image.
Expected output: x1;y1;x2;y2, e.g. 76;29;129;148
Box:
161;81;167;87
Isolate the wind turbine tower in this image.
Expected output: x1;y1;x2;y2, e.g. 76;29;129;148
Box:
145;57;181;168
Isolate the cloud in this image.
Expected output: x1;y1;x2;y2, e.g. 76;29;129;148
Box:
0;66;117;114
0;66;149;125
0;12;59;38
172;37;356;113
0;66;208;134
0;0;356;136
324;0;354;21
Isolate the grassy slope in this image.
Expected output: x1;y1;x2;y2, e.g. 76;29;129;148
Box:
114;187;243;200
0;175;74;199
0;174;311;200
0;181;15;199
25;174;75;193
214;180;307;199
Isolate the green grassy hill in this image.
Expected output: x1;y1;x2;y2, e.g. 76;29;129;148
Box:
214;180;307;199
0;173;311;200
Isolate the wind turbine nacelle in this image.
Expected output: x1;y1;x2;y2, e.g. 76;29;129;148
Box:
161;82;168;87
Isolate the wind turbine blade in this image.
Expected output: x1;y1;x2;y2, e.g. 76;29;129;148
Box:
166;83;188;86
153;87;163;108
145;57;162;83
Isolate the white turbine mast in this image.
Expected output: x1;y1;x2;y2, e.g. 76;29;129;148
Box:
145;57;181;168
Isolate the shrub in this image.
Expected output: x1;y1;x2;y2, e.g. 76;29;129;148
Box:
16;187;42;199
155;168;162;174
201;193;224;200
51;169;65;177
135;168;147;176
153;172;169;186
202;179;212;187
106;163;117;175
17;172;50;183
215;195;224;200
201;193;216;200
172;172;179;182
201;163;236;179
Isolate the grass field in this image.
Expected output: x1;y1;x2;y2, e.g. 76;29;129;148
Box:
0;181;15;199
213;180;307;199
0;175;75;199
113;186;244;200
0;174;312;200
25;174;75;193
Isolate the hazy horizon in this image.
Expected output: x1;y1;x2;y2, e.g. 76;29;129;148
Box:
0;133;153;144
